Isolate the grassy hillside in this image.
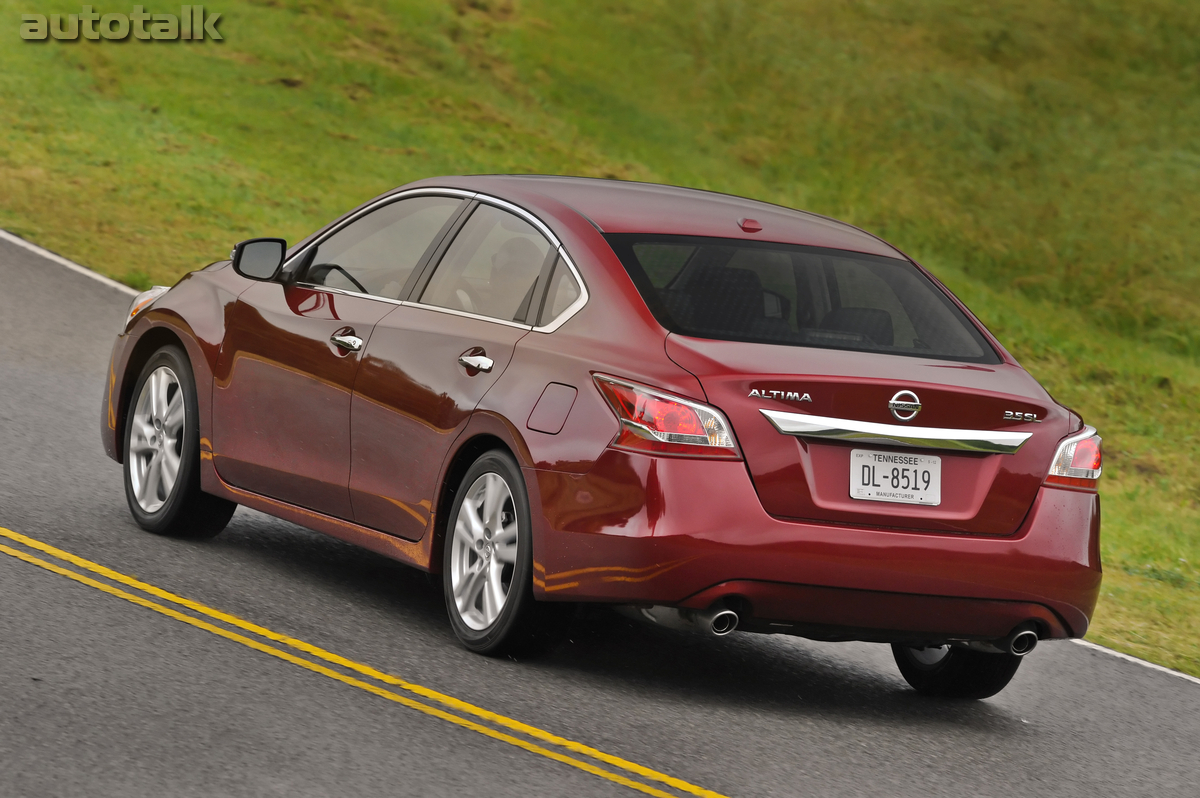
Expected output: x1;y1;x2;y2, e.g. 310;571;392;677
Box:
2;0;1197;674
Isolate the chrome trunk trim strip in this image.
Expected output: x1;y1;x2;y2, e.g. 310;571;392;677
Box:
760;409;1032;454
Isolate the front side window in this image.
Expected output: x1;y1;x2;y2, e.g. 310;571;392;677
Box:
606;234;999;363
304;196;463;299
420;204;552;322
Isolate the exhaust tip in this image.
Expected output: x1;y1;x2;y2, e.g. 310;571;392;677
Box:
710;610;739;636
1010;630;1038;657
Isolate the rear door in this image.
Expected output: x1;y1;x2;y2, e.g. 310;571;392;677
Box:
607;235;1070;536
212;194;465;519
348;201;554;540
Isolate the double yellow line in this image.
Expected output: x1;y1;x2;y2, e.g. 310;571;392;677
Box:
0;527;727;798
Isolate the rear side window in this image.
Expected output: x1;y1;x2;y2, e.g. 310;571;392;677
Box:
536;257;582;327
606;234;1000;364
420;204;553;323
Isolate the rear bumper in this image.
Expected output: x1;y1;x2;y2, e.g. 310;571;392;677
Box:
528;450;1101;640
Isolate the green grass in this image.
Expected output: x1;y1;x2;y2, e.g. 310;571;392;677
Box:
2;0;1197;674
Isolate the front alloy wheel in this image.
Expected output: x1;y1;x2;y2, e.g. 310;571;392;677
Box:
122;345;236;539
128;366;185;514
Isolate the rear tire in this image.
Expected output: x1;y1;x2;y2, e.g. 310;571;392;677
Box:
442;450;570;656
123;345;236;539
892;643;1022;699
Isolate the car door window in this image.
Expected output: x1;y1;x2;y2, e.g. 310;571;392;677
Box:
304;196;463;299
419;204;552;322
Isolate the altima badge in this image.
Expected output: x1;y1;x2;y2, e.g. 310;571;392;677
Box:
888;390;922;421
749;388;812;403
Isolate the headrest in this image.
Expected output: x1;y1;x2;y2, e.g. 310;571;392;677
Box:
820;307;894;346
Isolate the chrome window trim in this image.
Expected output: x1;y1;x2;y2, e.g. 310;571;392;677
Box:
292;283;406;306
287;284;535;330
281;188;477;269
279;186;589;332
398;300;533;331
472;194;562;249
760;409;1033;454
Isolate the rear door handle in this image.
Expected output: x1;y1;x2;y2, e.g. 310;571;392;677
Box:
330;333;364;352
458;353;494;373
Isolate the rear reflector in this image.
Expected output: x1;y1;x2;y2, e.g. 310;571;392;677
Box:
594;374;741;459
1045;426;1102;489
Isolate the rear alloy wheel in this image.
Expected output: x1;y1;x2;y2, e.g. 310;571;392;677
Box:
443;450;569;655
892;643;1023;699
123;345;236;539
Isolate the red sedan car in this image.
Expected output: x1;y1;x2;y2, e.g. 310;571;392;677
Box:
102;175;1102;699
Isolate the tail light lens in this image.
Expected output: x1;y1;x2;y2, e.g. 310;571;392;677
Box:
1045;426;1102;489
594;375;740;459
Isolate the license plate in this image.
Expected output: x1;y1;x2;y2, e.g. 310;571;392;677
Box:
850;449;941;506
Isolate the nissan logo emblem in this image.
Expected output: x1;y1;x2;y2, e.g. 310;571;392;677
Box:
888;390;922;422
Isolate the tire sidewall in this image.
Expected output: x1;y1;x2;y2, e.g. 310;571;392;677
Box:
442;450;535;654
123;345;201;534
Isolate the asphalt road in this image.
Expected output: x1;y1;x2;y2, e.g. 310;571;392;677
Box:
1;234;1197;798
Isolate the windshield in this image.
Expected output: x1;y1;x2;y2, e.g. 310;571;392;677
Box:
606;234;1000;364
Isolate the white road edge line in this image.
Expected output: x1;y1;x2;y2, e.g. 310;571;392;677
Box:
1071;639;1200;686
0;228;138;297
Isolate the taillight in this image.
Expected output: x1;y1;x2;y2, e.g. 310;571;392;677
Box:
593;374;740;459
1045;426;1102;490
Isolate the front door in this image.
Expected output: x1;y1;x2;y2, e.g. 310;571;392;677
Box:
212;194;466;518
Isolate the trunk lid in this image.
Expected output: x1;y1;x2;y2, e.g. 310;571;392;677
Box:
666;334;1070;536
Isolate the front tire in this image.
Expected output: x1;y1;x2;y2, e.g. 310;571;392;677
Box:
123;345;236;539
892;643;1023;699
442;450;568;655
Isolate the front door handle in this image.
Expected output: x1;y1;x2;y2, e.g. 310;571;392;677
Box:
330;332;364;352
458;353;494;373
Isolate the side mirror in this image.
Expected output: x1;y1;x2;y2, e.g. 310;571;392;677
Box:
231;238;287;281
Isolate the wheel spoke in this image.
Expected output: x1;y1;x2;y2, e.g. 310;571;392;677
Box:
160;446;181;490
132;417;155;442
492;524;517;547
481;473;504;531
457;564;487;614
493;535;518;564
150;370;166;418
461;496;486;541
453;517;476;551
139;454;162;505
163;392;185;435
145;371;158;418
484;562;506;622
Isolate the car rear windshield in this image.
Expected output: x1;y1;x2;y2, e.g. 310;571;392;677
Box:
605;234;1001;364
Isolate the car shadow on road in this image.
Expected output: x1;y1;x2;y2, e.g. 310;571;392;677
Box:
544;607;1026;732
207;509;1026;735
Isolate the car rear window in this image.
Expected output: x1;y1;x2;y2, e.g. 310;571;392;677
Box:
605;234;1001;364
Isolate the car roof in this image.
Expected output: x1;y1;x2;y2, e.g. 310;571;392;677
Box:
403;175;905;260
